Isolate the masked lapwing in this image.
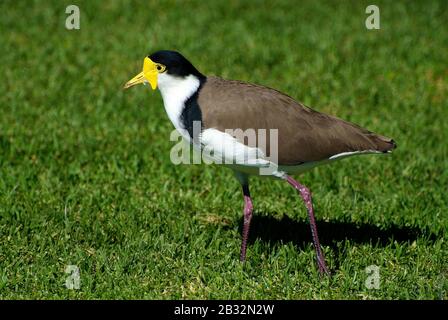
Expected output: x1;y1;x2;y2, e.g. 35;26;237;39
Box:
124;50;396;275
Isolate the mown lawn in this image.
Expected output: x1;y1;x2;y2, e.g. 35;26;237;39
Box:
0;0;447;299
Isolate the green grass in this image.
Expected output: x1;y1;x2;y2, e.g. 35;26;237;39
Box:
0;0;447;299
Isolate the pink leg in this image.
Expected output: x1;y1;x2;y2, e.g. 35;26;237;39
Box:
240;184;253;262
286;176;330;275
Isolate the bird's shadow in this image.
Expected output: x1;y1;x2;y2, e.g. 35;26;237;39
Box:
239;213;438;268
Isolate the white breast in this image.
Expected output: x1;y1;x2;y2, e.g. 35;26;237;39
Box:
157;73;201;140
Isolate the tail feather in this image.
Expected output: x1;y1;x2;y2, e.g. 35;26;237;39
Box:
371;134;397;153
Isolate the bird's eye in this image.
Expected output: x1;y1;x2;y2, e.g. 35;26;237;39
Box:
156;64;166;72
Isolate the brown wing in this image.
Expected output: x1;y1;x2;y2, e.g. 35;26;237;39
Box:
198;77;396;165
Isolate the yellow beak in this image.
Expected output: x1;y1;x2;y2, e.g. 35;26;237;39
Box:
124;57;158;90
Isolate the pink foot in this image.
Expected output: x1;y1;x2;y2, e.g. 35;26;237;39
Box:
240;185;253;262
286;176;330;275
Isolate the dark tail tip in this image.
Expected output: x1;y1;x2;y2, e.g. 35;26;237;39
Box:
383;138;397;153
390;139;397;149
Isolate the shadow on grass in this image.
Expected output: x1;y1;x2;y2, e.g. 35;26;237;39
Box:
241;213;437;249
239;213;438;270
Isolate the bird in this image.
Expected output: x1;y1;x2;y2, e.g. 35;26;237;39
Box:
124;50;396;275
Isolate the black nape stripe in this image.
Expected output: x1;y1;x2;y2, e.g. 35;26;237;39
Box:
180;78;207;143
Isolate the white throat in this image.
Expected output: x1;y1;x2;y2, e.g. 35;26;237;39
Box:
157;73;201;134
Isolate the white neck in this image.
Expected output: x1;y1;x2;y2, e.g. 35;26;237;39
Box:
157;73;201;134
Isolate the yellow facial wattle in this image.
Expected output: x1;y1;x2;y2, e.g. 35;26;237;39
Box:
124;57;160;90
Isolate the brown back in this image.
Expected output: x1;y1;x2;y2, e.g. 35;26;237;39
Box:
198;77;395;165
